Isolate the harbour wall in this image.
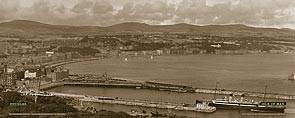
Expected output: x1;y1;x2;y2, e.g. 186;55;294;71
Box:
39;78;295;100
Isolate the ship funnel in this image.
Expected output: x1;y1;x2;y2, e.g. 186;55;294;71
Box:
195;100;202;104
241;94;245;102
229;94;233;102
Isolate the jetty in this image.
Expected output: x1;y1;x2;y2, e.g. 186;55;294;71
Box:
37;74;295;100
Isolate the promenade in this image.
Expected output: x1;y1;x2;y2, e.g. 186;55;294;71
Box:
51;92;215;113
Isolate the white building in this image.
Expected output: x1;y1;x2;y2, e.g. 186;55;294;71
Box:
210;44;221;48
24;70;37;79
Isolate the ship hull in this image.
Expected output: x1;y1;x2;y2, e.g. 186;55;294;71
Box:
251;107;285;113
209;103;256;110
209;103;285;113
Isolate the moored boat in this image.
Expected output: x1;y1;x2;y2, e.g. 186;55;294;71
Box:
250;102;286;113
127;109;149;117
150;111;176;117
209;94;258;110
175;102;216;113
288;73;295;80
209;94;286;113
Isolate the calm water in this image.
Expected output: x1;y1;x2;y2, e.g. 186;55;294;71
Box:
65;54;295;94
49;86;295;118
51;54;295;117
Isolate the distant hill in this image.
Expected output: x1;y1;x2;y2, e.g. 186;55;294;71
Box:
0;20;294;38
0;20;102;36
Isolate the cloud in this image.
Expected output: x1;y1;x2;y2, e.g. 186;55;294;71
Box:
21;0;72;25
0;0;19;20
115;1;176;24
0;0;294;28
171;0;295;27
92;0;113;14
72;0;93;14
69;0;116;25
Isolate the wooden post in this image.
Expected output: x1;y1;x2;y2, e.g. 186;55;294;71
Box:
34;95;38;103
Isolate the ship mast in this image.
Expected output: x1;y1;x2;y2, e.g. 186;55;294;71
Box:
263;85;267;102
214;82;219;99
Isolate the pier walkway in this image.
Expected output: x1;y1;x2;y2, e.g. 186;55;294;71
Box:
37;74;295;100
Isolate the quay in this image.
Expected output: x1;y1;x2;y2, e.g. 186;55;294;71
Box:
51;92;215;113
81;96;180;110
240;113;286;118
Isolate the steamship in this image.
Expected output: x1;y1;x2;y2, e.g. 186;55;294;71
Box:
209;94;258;109
209;94;286;113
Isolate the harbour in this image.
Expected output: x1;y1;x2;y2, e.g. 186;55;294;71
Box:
48;86;295;118
56;54;295;117
64;54;295;95
1;2;295;117
10;54;289;118
26;54;295;100
1;54;295;118
36;73;295;100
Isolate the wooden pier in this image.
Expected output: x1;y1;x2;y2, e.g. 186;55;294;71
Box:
64;82;142;88
38;74;295;100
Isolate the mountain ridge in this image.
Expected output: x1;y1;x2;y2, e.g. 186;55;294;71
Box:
0;20;294;38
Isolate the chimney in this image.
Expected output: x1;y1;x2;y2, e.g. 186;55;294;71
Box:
4;64;7;73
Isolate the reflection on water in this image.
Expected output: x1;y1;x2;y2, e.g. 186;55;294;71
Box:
49;86;295;118
65;54;295;94
60;54;295;117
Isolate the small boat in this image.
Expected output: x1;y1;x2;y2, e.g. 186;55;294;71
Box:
288;73;295;80
175;102;216;113
150;111;176;117
127;109;149;117
171;89;188;93
150;111;167;117
135;86;141;89
97;96;116;100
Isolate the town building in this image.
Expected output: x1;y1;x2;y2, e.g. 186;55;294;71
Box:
0;73;17;88
0;65;17;89
46;67;69;82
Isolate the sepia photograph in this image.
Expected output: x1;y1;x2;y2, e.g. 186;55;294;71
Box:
0;0;295;117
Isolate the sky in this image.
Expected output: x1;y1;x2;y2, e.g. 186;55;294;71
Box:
0;0;295;28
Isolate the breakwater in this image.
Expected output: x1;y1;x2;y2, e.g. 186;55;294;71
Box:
44;57;103;68
39;74;295;100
